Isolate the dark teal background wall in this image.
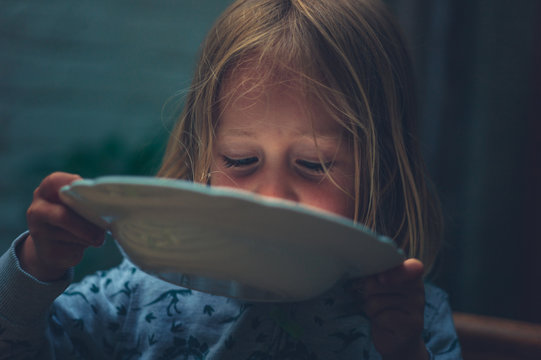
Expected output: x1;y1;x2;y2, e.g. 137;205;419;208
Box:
1;0;232;273
387;0;541;323
1;0;539;323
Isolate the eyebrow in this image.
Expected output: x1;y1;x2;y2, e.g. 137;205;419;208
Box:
220;128;343;140
220;128;257;137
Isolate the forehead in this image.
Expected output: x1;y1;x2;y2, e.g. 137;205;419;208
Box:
219;63;300;104
218;66;343;136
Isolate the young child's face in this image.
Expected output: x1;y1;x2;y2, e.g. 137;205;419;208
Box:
210;72;356;219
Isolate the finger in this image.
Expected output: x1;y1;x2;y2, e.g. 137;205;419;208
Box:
370;311;424;351
31;222;104;248
366;297;425;338
364;292;424;318
31;233;88;270
350;259;424;295
364;276;425;296
27;200;104;246
370;308;414;332
35;172;82;204
375;258;424;287
370;309;425;339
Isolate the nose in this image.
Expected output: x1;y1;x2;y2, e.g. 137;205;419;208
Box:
253;173;299;202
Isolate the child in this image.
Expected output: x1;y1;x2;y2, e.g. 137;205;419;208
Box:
0;0;461;358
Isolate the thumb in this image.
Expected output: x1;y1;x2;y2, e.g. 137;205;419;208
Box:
378;258;424;285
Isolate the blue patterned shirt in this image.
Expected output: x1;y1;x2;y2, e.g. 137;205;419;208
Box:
0;233;461;359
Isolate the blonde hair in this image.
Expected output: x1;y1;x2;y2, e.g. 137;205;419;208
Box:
158;0;443;272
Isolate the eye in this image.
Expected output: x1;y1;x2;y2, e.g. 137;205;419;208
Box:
223;156;258;168
296;159;333;174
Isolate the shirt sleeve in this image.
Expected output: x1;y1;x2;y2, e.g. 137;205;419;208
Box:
0;232;73;360
423;284;463;359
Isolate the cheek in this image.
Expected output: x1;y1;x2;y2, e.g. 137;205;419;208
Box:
209;162;254;192
300;185;356;220
319;195;355;219
310;172;356;219
209;166;238;188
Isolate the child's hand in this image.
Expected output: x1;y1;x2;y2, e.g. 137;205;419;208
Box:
359;258;428;360
19;172;105;282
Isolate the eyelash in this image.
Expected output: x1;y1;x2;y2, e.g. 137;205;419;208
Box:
295;159;332;173
222;156;332;174
222;156;258;168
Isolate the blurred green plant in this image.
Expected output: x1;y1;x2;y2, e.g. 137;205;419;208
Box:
63;131;167;178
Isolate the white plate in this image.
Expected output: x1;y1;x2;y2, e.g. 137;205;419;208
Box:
60;176;404;301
